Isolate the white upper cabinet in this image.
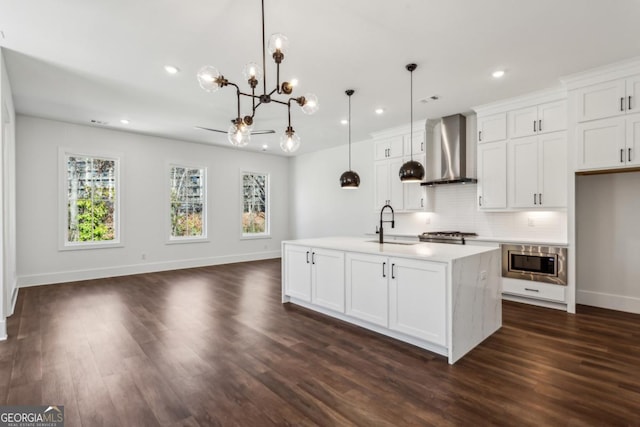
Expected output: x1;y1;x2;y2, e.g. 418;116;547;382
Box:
403;131;425;155
509;100;567;138
477;112;507;143
576;115;640;171
575;76;640;123
373;127;430;213
509;132;567;208
374;136;404;160
477;141;507;210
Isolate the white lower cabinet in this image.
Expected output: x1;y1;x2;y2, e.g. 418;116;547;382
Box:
345;252;447;345
389;258;446;346
283;245;312;301
345;252;389;326
502;278;565;303
283;245;345;311
311;248;345;312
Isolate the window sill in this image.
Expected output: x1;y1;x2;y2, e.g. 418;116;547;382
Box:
241;234;272;240
59;241;123;251
166;238;210;245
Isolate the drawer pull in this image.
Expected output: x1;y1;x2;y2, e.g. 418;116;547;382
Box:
382;262;386;278
524;288;540;293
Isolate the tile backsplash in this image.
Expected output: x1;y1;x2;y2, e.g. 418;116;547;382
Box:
392;184;567;242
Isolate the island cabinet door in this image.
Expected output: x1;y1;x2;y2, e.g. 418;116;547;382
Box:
389;258;447;346
311;248;345;313
283;245;312;301
345;252;389;327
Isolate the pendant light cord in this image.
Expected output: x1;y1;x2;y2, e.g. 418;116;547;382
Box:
410;67;414;161
348;93;352;170
261;0;267;95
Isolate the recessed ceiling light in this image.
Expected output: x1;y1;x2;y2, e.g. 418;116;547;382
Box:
375;108;384;115
492;70;505;79
262;144;269;151
340;119;348;125
164;65;180;75
120;119;130;124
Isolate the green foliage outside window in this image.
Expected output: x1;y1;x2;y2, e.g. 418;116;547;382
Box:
67;156;117;243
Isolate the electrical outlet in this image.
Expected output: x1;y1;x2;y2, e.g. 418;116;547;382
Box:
425;216;431;224
479;270;487;280
528;217;535;227
141;253;146;260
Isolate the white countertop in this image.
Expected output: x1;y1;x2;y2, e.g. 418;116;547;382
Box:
363;232;568;247
283;236;499;263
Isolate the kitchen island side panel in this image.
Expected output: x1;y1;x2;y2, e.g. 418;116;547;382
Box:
449;249;502;363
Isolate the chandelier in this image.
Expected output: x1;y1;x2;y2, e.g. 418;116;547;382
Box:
196;0;319;153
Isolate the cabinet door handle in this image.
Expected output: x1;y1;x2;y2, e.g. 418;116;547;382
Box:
479;195;482;206
621;97;625;112
539;193;542;205
479;131;482;142
391;263;396;279
533;120;537;132
621;148;624;163
629;148;632;162
534;193;537;205
420;198;424;208
382;262;386;278
629;96;632;111
524;288;540;293
311;252;315;265
421;142;424;152
538;119;542;132
306;251;310;264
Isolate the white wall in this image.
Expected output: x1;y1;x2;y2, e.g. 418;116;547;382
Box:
16;116;290;286
0;48;17;338
576;172;640;313
289;138;376;238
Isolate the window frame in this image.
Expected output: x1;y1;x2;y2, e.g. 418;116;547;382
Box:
240;171;271;239
166;163;208;244
58;148;122;251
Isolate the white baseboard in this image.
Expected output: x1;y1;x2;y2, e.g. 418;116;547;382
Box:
0;319;6;341
577;290;640;314
17;250;281;288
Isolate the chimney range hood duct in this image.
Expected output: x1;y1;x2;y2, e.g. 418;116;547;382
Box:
421;114;478;186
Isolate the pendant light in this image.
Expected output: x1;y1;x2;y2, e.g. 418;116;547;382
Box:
340;89;361;189
399;63;425;183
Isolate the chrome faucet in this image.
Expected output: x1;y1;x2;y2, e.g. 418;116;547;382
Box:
377;204;395;243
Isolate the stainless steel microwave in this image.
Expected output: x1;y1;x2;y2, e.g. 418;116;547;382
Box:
501;244;567;285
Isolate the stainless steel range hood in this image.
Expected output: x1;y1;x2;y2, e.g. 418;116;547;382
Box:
421;114;477;186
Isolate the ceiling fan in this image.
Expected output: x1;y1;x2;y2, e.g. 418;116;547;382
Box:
195;126;275;136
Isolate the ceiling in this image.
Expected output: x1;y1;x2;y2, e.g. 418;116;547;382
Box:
2;0;640;156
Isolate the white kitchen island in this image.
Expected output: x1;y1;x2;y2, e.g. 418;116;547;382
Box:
281;237;502;364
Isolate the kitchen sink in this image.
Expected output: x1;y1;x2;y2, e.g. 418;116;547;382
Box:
366;240;419;245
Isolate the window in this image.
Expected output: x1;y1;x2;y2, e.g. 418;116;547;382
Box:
64;153;119;247
169;165;206;240
242;172;269;237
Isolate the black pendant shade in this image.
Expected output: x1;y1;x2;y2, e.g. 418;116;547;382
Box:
340;170;361;189
398;160;425;182
340;89;360;189
399;63;426;183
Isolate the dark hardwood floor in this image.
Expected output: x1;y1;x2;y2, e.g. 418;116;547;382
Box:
1;259;638;426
